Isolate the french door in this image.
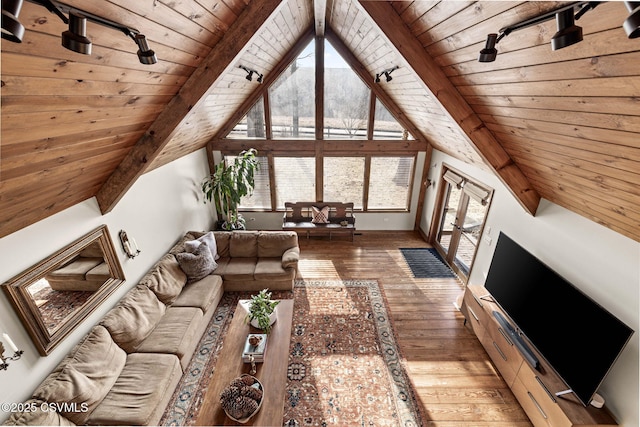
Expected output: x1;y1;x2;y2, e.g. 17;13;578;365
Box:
433;169;492;280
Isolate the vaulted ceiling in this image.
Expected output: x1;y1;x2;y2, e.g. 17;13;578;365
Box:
1;1;639;242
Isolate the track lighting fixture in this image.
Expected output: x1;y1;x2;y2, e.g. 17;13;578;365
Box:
1;0;25;43
62;11;91;55
239;65;263;83
624;2;640;38
375;65;399;83
476;1;632;63
3;0;157;64
551;9;583;50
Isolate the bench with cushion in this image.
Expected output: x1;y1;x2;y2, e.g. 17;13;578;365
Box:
282;202;356;241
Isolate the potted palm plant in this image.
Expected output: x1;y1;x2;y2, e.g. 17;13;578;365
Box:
242;289;280;334
201;148;259;230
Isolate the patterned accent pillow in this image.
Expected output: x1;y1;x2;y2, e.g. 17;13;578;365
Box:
175;241;217;282
311;205;330;224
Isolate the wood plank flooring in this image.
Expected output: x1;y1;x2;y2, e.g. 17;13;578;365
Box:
295;231;532;426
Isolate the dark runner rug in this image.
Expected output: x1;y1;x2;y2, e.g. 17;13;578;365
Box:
400;248;456;278
160;280;425;427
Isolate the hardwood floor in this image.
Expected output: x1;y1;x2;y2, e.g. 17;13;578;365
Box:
295;231;532;427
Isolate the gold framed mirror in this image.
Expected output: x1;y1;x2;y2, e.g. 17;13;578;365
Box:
2;225;125;355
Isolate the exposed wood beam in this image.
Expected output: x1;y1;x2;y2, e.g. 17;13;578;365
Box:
95;0;284;214
314;0;327;36
358;1;540;216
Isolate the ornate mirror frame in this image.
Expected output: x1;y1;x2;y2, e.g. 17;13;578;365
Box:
2;225;125;355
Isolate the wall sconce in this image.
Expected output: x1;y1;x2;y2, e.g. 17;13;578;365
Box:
1;333;23;371
375;65;399;83
1;0;157;64
478;1;612;62
239;65;263;83
119;230;141;259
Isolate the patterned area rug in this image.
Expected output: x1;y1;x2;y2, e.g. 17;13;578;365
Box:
160;280;425;427
400;248;457;278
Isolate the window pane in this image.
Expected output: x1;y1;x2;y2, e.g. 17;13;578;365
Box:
229;156;271;209
324;40;369;139
368;157;414;209
373;98;413;140
274;157;316;208
270;42;315;139
323;157;364;209
228;97;266;139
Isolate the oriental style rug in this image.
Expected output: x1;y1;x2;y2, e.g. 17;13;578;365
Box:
160;280;425;427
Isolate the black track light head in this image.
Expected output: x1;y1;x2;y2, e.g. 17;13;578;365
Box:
1;0;25;43
623;2;640;38
551;9;583;50
133;34;157;64
478;33;498;62
61;11;92;54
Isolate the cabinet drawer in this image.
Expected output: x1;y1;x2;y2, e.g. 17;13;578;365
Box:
514;362;572;427
462;287;490;328
481;320;523;387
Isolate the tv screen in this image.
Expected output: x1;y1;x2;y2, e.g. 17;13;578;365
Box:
484;232;633;406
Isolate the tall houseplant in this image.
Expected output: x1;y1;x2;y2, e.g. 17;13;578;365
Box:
201;148;259;230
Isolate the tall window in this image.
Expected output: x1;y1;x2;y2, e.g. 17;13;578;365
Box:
235;156;271;209
323;40;369;139
274;157;316;208
270;42;315;139
228;96;266;139
368;157;414;209
323;157;365;208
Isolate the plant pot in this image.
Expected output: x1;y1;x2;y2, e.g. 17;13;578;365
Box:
239;300;278;330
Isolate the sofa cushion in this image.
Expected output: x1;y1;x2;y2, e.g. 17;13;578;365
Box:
254;258;294;280
282;246;300;269
139;254;187;305
311;205;330;223
173;274;223;314
86;353;181;426
213;231;231;258
47;257;104;280
258;231;298;257
85;262;110;282
220;257;257;280
168;232;198;255
229;231;258;257
184;231;219;260
175;242;217;282
32;326;126;425
99;285;166;353
4;399;76;426
135;307;203;370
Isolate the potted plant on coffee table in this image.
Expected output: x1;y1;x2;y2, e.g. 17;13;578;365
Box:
243;289;280;334
201;148;259;230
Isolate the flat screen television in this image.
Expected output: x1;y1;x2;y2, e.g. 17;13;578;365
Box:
484;232;634;406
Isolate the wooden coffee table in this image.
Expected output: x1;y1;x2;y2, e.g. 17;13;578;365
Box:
196;299;293;426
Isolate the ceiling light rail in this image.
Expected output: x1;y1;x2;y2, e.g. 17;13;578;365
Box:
239;65;263;83
375;65;399;83
479;1;640;62
1;0;157;64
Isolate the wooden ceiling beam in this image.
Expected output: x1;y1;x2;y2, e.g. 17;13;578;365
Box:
358;1;541;216
95;0;283;214
314;0;328;36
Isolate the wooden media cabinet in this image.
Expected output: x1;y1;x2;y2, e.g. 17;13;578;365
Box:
461;284;618;427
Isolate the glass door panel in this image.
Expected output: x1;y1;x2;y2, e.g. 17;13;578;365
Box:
436;182;463;256
454;196;489;276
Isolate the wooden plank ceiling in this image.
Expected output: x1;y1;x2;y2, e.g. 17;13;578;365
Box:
1;1;639;242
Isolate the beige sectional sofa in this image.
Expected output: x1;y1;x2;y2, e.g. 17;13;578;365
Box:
4;230;299;426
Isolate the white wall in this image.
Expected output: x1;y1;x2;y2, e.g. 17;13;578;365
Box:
421;150;639;427
0;150;215;421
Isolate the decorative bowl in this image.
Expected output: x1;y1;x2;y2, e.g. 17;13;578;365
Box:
220;374;263;423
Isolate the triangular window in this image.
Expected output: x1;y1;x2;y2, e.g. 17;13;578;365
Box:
226;39;413;141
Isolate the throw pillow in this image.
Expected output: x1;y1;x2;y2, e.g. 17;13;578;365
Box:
184;231;219;260
311;205;330;224
175;241;217;282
